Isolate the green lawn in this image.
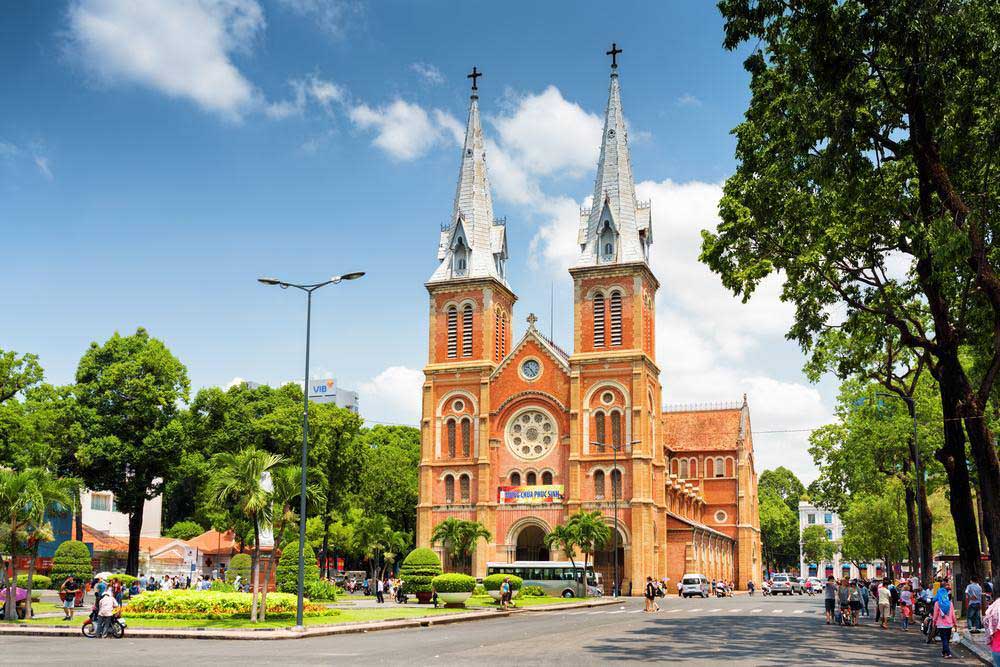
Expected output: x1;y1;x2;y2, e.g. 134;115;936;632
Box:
466;595;576;608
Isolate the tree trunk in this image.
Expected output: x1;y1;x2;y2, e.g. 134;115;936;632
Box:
4;535;17;621
126;504;145;576
901;464;919;580
74;502;83;542
259;550;269;623
963;413;1000;594
24;550;36;621
251;519;260;623
321;495;333;580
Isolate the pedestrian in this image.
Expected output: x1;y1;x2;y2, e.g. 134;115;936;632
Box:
95;590;119;638
982;595;1000;667
233;574;242;592
644;577;658;613
747;580;755;596
824;575;837;625
932;585;957;659
59;576;79;620
139;572;147;591
966;575;984;633
376;577;385;604
878;579;892;629
899;583;913;631
677;580;683;597
860;578;870;617
94;576;107;601
849;580;861;626
837;579;850;626
889;579;900;621
500;577;511;611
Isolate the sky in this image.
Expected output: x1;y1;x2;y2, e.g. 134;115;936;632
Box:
0;0;837;482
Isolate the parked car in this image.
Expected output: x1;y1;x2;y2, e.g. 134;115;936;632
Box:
792;577;806;594
806;577;825;595
769;573;794;595
680;574;710;598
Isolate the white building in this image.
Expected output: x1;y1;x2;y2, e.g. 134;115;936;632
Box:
305;378;360;413
80;489;162;538
798;500;885;580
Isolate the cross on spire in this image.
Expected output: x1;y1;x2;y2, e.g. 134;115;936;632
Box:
606;42;622;69
467;66;482;94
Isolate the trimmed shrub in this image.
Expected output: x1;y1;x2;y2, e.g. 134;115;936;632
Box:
473;584;486;596
400;548;441;595
431;573;476;593
108;574;137;587
15;574;52;589
164;520;205;541
304;579;338;602
122;590;337;619
521;585;545;597
49;540;93;585
275;540;320;594
211;580;235;592
482;574;523;592
227;554;252;583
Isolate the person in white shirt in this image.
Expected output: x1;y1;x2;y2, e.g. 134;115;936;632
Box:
96;592;119;638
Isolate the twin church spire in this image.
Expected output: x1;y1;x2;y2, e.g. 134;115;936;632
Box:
428;46;650;286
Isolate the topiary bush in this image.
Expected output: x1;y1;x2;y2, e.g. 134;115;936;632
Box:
227;554;252;584
431;573;476;593
108;574;138;587
15;574;52;589
122;590;337;619
304;579;338;602
211;580;235;592
473;583;486;596
521;585;545;597
49;540;93;585
482;574;523;592
275;540;320;594
164;520;206;541
400;547;442;595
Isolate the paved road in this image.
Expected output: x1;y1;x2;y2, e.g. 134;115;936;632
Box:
1;593;980;665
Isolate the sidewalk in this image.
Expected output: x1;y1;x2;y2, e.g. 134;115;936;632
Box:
0;597;617;641
958;629;993;665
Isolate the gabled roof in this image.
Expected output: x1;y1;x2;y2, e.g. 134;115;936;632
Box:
662;406;743;452
186;529;238;556
82;524;129;553
491;314;570;379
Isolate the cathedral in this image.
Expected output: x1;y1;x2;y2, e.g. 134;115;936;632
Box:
415;49;762;593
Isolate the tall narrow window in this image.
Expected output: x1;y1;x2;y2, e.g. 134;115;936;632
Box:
594;410;606;450
715;457;725;478
594;470;605;499
611;410;622;447
510;471;521;486
460;474;470;502
447;420;456;458
706;458;715;478
444;475;454;503
495;310;502;362
500;311;507;358
690;458;699;478
679;459;688;478
447;306;458;358
462;304;473;357
593;293;605;347
542;471;553;485
611;469;622;498
610;291;622;346
526;471;537;486
726;458;735;477
461;418;472;457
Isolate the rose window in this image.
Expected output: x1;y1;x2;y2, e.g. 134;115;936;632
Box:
505;408;557;461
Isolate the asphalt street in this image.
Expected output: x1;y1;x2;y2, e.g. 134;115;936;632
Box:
1;593;980;665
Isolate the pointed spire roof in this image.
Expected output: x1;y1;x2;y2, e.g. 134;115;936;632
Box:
575;54;651;268
429;73;508;286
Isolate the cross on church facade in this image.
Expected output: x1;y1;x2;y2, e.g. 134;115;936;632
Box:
467;66;482;92
606;42;622;68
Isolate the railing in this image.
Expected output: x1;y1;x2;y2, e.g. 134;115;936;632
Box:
662;401;743;413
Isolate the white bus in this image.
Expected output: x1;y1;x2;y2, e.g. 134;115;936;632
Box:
485;561;603;598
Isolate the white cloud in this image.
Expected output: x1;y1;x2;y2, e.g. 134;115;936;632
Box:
358;365;423;425
350;100;458;161
266;74;344;119
34;156;53;180
410;62;445;85
676;93;702;107
434;109;464;146
0;141;20;158
276;0;362;39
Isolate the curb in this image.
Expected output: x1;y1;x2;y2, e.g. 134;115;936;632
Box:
0;598;617;641
840;617;990;665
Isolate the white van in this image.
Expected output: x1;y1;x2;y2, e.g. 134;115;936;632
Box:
680;573;710;598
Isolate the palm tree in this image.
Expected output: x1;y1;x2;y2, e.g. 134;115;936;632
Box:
566;511;611;598
382;529;413;579
258;465;317;621
209;448;284;622
354;514;392;581
430;519;491;573
544;524;579;574
457;521;491;573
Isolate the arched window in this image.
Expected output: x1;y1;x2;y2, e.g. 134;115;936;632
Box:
593;293;606;348
444;475;454;503
594;470;606;499
726;458;735;477
494;309;502;362
453;238;468;275
611;469;622;498
447;419;456;458
541;471;553;485
610;291;622;346
594;410;606;450
599;221;615;261
500;312;507;357
526;471;537;486
706;458;715;478
509;471;521;486
446;306;458;358
690;458;699;478
671;459;679;476
462;304;473;357
461;418;472;457
715;457;725;478
460;474;470;502
611;410;622;447
679;459;689;478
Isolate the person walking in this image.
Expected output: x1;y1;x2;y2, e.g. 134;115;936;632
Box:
860;579;870;617
982;595;1000;667
644;577;657;612
849;581;861;626
59;576;78;620
677;580;683;597
500;577;511;611
878;579;892;629
747;580;755;596
966;576;985;633
837;579;851;626
899;583;913;631
375;577;385;604
932;586;957;659
824;575;837;625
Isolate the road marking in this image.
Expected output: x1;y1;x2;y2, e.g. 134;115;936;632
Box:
587;611;606;615
794;610;805;614
566;611;589;616
668;609;681;614
750;608;762;613
609;610;628;614
689;608;702;613
628;610;643;614
709;608;721;613
772;609;783;613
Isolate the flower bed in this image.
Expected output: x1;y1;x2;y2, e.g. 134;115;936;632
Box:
122;590;337;620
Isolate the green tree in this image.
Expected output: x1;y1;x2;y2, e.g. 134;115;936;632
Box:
759;489;799;573
565;511;611;598
49;540;93;587
353;425;420;536
759;467;806;514
543;524;580;575
73;328;189;575
208;447;283;622
707;0;1000;590
227;553;252;584
430;518;492;574
800;525;836;567
0;349;43;405
164;520;205;541
840;481;909;574
274;539;319;594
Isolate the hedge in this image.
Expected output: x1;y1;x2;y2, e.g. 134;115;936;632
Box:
400;548;441;594
15;574;52;589
482;574;523;591
211;580;235;592
431;573;476;593
227;554;252;584
108;574;138;587
49;540;93;585
521;585;545;597
304;579;338;602
122;590;336;619
275;540;320;594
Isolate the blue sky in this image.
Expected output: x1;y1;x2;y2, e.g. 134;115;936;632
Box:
1;1;834;480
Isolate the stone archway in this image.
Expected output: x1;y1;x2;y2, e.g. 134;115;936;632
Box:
593;526;628;596
515;524;549;561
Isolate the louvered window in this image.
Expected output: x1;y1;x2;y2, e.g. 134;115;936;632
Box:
462;304;473;357
445;476;454;503
447;306;458;358
460;475;470;502
594;411;606;451
611;411;622;447
500;312;507;357
594;470;605;499
461;418;472;457
542;471;552;485
593;293;605;347
510;471;521;486
447;420;456;458
526;471;537;486
611;469;622;498
610;291;622;346
495;310;502;362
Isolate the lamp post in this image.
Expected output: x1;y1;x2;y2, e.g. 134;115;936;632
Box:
591;438;641;598
258;271;364;629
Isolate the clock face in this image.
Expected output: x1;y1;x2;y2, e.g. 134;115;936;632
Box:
521;359;540;379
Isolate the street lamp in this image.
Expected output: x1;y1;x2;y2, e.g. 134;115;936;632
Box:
590;438;641;598
258;271;364;629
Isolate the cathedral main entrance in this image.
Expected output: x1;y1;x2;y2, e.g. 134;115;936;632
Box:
515;525;549;561
593;528;627;595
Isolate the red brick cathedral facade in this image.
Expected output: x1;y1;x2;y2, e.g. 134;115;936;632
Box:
416;57;762;592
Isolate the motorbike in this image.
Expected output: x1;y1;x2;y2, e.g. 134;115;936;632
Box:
81;609;127;638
